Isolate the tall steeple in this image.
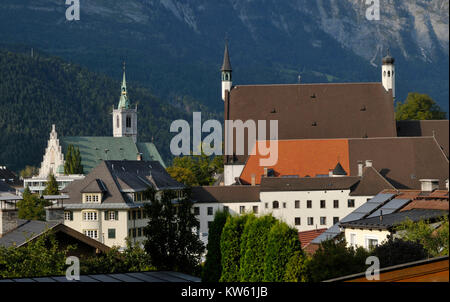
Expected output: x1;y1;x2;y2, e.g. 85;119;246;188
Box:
113;63;138;143
118;62;130;109
221;40;233;102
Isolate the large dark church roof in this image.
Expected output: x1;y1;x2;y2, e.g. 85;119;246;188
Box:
224;82;396;164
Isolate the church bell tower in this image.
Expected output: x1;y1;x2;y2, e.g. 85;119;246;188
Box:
113;63;138;143
221;41;232;102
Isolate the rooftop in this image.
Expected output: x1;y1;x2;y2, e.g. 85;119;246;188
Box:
340;209;448;230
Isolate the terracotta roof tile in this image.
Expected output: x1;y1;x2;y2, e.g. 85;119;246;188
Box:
298;229;327;248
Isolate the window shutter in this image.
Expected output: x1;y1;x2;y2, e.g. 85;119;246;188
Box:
105;211;109;221
70;212;73;221
115;211;119;220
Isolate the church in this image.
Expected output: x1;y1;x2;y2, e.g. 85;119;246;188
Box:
220;43;449;187
26;67;166;194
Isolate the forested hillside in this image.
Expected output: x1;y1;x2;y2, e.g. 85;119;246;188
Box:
0;49;216;172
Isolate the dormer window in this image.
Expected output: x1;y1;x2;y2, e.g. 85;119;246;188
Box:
83;193;102;203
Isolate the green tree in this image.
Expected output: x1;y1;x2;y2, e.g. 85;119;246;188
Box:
308;237;370;282
0;231;73;278
395;92;447;120
263;221;302;282
42;173;59;196
64;144;83;175
220;215;252;282
239;215;277;282
371;238;427;268
19;166;39;178
143;188;204;275
81;239;153;274
167;152;224;187
17;186;49;221
202;211;230;282
283;251;311;282
395;216;449;257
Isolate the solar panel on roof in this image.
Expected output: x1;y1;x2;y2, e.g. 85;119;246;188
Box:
380;199;411;210
367;208;396;218
352;202;380;214
340;213;366;223
366;193;395;204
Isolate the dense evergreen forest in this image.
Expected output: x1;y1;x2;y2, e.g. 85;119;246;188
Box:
0;48;220;172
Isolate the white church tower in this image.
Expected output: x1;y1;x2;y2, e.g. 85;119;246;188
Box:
382;50;395;99
221;42;232;101
113;63;138;143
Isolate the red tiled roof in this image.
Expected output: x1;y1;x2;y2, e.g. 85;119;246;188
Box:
298;228;327;248
240;139;350;185
240;137;449;190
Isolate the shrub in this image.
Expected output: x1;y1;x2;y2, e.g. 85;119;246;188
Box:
371;238;427;268
202;211;230;282
308;237;370;282
220;215;251;282
284;251;311;282
239;215;277;282
263;221;302;282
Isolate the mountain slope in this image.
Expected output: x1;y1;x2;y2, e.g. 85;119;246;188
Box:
0;0;448;112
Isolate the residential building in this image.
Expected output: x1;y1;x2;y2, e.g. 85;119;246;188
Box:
51;160;183;249
0;166;22;191
24;174;85;196
341;209;448;250
191;161;396;243
312;179;449;250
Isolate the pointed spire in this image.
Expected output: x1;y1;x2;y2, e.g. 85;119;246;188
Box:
118;62;130;109
121;61;127;95
221;40;232;72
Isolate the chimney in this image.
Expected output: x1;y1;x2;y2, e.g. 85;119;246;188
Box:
0;201;19;237
264;168;268;177
365;160;373;167
379;210;383;222
357;161;364;177
251;174;256;186
419;179;440;192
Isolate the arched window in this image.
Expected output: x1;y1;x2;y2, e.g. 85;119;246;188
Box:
126;115;131;128
388;71;391;77
116;116;120;128
273;200;279;209
383;71;386;77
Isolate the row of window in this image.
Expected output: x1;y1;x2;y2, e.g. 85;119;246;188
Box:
195;199;357;217
273;199;355;209
294;216;340;226
65;211;119;221
128;209;146;220
84;194;100;203
83;229;117;240
128;227;144;238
